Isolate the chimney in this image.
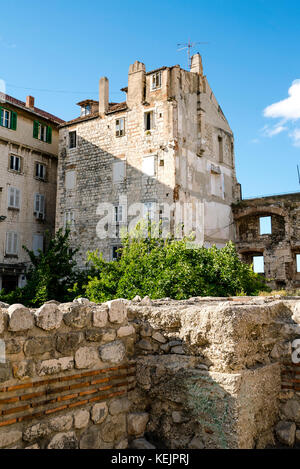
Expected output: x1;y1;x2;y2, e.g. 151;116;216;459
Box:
190;53;203;75
99;77;109;115
26;95;35;109
127;61;146;107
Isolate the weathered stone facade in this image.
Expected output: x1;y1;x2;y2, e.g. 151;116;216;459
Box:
1;295;300;449
0;94;63;291
233;193;300;290
56;54;240;265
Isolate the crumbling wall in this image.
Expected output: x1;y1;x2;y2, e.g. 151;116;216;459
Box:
127;296;300;449
2;295;300;449
233;193;300;289
0;299;136;449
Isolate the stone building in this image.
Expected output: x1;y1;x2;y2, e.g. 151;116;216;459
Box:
57;54;240;265
0;93;63;291
233;193;300;290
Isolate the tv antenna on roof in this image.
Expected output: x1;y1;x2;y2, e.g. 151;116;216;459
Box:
177;39;209;69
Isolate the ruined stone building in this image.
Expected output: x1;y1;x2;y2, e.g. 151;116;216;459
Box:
233;193;300;290
0;94;63;292
57;54;240;265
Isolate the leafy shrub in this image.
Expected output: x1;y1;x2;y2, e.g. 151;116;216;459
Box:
81;224;269;302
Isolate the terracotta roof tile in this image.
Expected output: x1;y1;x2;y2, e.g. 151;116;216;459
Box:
60;101;128;127
0;93;64;125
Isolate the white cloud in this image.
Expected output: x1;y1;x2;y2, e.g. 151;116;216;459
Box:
264;80;300;120
262;123;288;137
290;128;300;147
262;80;300;146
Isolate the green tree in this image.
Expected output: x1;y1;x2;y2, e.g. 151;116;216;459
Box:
82;223;269;302
0;229;89;307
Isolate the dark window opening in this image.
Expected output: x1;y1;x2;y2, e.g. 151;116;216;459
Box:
69;131;77;149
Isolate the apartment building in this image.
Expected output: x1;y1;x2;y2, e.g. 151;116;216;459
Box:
57;54;240;266
0;93;63;292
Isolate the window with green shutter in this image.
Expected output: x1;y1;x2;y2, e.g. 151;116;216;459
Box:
10;111;17;130
33;121;52;143
33;121;39;139
46;126;52;144
0;107;17;130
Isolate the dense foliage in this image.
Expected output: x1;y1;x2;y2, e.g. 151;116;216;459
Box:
0;225;269;307
79;225;269;302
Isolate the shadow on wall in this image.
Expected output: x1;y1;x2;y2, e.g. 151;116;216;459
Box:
57;132;229;266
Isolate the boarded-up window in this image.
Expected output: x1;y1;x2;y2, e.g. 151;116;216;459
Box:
66;171;76;190
211;173;224;198
142;156;155;177
113;160;125;183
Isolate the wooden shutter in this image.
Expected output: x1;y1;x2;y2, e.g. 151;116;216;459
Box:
6;232;12;254
34;193;40;212
15;189;20;208
33;121;39;139
13;233;18;254
40;194;45;215
8;187;14;207
10;111;17;130
46;126;52;144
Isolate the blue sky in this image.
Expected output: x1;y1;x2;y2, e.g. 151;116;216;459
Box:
1;0;299;198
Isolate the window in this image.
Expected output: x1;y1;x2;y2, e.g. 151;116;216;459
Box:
259;216;272;235
34;193;45;219
116;118;125;137
0;107;17;130
5;232;18;256
80;105;91;117
35;163;46;180
64;211;75;228
112;245;122;261
65;171;76;190
211;172;224;198
32;234;44;256
144;111;154;131
8;187;20;209
253;255;264;274
33;121;52;143
113;160;125;183
143;202;155;221
9;155;21;172
69;131;77;149
142;155;155;177
114;205;123;223
151;71;162;90
296;254;300;273
218;136;223;163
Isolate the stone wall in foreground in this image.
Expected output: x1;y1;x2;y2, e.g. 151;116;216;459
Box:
0;298;137;449
1;295;300;449
127;295;300;449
